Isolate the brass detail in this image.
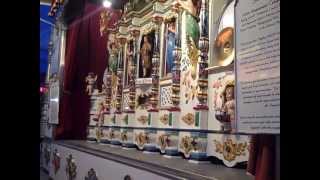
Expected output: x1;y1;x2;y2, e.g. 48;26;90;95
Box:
213;27;234;66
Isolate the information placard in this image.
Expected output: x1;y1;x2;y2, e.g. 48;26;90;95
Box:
235;0;280;134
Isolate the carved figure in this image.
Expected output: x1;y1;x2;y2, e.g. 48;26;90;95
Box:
85;72;97;96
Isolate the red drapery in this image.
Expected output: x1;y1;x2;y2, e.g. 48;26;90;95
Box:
247;135;277;180
55;1;121;139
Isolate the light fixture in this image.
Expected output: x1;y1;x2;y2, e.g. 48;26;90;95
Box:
103;0;112;8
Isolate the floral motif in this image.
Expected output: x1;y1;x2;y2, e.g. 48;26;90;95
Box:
85;168;98;180
121;131;128;142
135;132;149;148
109;130;115;139
160;114;169;125
182;113;195;125
66;154;77;180
158;134;170;151
180;136;196;156
137;115;148;124
52;149;61;174
213;139;247;162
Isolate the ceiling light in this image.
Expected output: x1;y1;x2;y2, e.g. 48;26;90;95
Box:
103;0;112;8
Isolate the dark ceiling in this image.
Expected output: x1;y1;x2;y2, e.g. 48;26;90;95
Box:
63;0;128;24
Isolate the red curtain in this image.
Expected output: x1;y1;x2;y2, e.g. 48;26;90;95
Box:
55;1;121;139
247;135;277;180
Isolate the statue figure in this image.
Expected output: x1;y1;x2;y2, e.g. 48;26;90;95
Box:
106;33;119;74
95;101;105;126
85;72;97;96
140;36;152;77
99;10;111;37
126;41;134;84
179;0;201;46
221;83;235;132
108;42;118;73
179;0;202;79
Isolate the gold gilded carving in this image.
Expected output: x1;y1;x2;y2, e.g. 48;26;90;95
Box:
158;134;169;150
187;36;200;80
135;132;148;147
182;113;194;125
121;131;128;142
160;114;169;125
179;136;195;156
213;139;247;162
137;115;148;124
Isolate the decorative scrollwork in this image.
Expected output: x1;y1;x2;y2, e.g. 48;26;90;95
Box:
121;131;128;142
160;114;169;125
158;134;170;151
137;115;148;124
179;136;196;156
135;132;149;147
182;113;195;125
213;139;247;162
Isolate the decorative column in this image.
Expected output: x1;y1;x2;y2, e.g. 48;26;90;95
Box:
128;28;140;112
170;2;182;111
104;73;112;114
149;15;163;112
115;37;126;113
195;0;209;110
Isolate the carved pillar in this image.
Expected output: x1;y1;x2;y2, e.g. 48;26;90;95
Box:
171;2;182;111
195;0;209;110
104;72;112;114
128;29;140;112
149;16;163;112
116;38;126;113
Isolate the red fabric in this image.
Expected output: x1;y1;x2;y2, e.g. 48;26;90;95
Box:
55;2;121;139
247;135;276;180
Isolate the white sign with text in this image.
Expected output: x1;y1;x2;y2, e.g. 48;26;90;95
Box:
235;0;280;134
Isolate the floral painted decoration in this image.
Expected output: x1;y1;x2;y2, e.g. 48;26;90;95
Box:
213;139;247;162
160;114;169;125
182;113;195;125
180;136;195;156
158;134;170;151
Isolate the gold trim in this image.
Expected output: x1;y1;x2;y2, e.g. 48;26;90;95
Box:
213;139;247;162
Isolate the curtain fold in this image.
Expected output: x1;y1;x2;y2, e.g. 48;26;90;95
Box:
247;135;276;180
55;1;121;139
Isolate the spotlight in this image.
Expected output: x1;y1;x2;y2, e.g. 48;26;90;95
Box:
103;0;112;8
